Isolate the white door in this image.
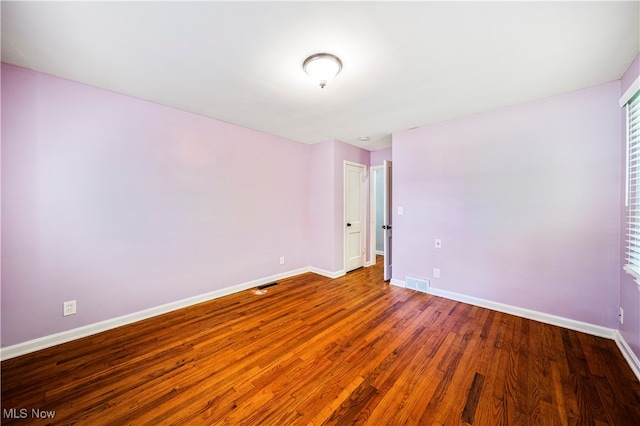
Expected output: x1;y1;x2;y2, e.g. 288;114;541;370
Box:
383;160;392;281
345;162;366;272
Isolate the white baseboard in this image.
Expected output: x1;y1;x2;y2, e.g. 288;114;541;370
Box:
7;270;638;383
388;279;640;382
427;286;615;339
0;266;311;361
402;282;640;380
376;250;384;256
615;331;640;382
309;267;345;279
390;278;405;287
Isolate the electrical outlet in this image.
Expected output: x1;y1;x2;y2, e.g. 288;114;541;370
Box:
63;300;76;316
280;256;285;265
433;268;440;278
619;307;624;324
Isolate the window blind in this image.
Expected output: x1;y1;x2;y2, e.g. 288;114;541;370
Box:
626;90;640;277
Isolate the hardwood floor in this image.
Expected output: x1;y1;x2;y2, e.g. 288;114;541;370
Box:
2;259;640;425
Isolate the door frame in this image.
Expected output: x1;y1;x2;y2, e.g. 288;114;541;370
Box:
369;165;383;266
343;160;367;273
382;159;392;281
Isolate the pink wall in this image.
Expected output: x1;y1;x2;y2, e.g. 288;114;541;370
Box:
1;64;311;346
621;53;640;95
620;52;640;359
393;81;622;328
370;148;392;166
308;140;336;272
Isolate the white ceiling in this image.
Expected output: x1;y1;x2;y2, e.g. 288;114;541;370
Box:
2;1;639;151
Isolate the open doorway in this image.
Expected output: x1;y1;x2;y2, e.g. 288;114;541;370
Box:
370;160;392;280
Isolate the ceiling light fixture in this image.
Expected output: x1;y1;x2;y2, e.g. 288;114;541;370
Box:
303;53;342;89
359;136;370;142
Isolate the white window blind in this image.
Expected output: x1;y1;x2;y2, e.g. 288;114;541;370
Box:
625;90;640;278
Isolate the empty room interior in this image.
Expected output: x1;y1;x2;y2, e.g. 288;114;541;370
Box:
2;1;640;424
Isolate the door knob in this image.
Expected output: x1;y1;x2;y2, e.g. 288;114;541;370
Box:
346;223;352;227
382;225;392;229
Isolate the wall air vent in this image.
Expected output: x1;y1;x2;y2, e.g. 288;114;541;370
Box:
406;277;430;294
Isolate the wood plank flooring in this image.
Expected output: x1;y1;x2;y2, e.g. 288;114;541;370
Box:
2;259;640;425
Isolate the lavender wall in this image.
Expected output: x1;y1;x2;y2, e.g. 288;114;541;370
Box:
309;140;336;272
620;52;640;359
1;64;311;346
393;82;621;328
370;148;392;166
621;53;640;96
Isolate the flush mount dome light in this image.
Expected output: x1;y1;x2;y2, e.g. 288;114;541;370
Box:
303;53;342;88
